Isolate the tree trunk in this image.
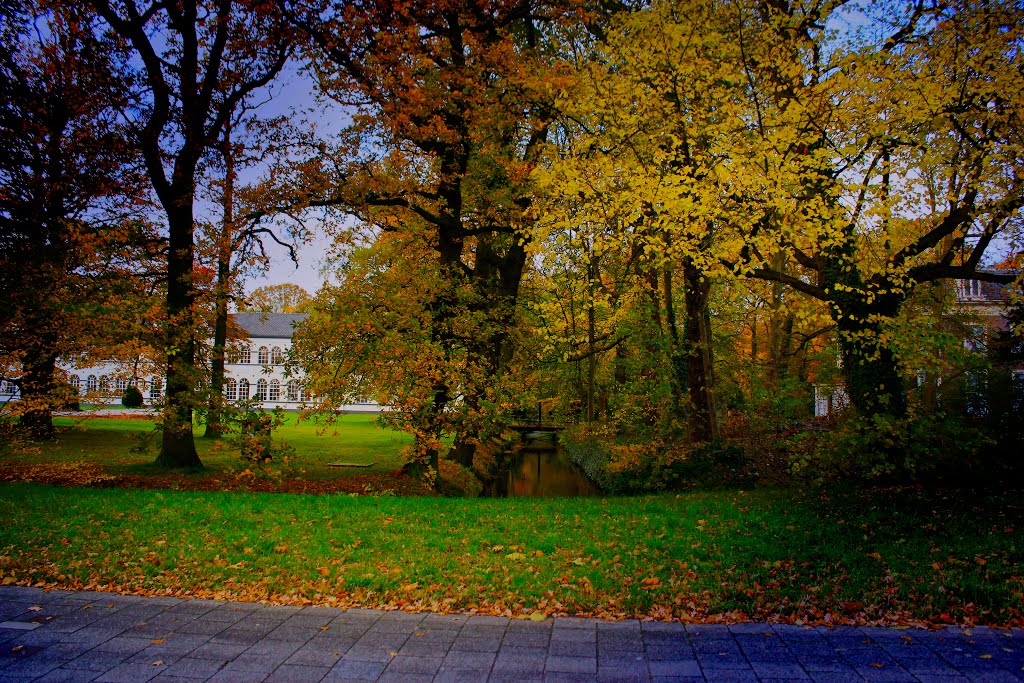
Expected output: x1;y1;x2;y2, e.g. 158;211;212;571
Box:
156;202;202;468
19;340;58;440
205;129;236;440
205;261;229;439
663;259;688;421
833;302;907;418
683;258;719;442
823;243;907;418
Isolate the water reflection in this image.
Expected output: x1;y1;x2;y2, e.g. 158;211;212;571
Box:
504;445;598;497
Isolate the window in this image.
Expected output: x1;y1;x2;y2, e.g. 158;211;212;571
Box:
99;376;110;394
965;324;986;352
286;380;299;401
1;380;16;396
149;377;162;400
271;346;283;364
225;378;237;401
965;280;983;299
238;379;250;400
86;375;98;393
269;379;280;401
116;378;127;393
235;346;251;364
256;379;268;401
258;346;270;365
71;376;81;394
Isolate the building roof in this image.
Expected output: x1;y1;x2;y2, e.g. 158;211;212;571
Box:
231;312;309;339
957;268;1020;303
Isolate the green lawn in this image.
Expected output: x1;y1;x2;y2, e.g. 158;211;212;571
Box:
3;413;412;483
0;483;1021;626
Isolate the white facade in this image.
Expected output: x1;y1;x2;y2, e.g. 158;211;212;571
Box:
2;312;381;413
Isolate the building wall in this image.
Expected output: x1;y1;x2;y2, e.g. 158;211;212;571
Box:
3;332;381;413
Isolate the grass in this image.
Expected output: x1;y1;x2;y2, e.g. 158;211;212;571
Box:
0;483;1021;626
2;412;412;484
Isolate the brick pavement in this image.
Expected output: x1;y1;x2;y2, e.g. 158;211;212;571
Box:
1;586;1022;681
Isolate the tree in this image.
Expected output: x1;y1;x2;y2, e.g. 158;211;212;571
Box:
200;111;313;439
725;0;1024;417
288;0;574;485
0;2;147;438
88;0;292;467
535;0;749;440
242;283;312;314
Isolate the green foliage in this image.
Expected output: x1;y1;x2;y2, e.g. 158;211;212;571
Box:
439;460;483;498
561;427;753;493
231;404;292;464
795;412;994;485
121;385;143;408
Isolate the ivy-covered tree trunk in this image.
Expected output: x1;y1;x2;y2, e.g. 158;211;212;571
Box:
19;335;58;440
823;245;907;418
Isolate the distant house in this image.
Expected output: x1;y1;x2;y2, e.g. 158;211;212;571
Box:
2;311;381;412
813;269;1022;417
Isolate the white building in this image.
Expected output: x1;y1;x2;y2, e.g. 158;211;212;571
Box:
2;312;381;413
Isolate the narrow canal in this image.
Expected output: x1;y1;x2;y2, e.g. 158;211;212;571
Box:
500;441;598;497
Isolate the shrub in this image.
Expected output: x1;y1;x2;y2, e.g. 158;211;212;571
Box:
793;411;994;485
121;386;144;408
439;460;483;497
561;427;754;493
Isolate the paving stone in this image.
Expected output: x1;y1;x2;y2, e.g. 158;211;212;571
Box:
324;658;387;680
204;670;267;683
551;629;597;646
648;659;700;677
264;664;330;682
382;653;442;674
749;661;810;679
543;673;597;682
433;669;491;683
550;639;595;657
223;652;289;673
0;656;66;680
158;657;226;678
441;649;496;670
187;641;249;661
284;643;344;667
340;645;397;663
33;667;103;682
504;630;551;648
598;664;655;682
545;655;597;674
93;661;160;682
851;665;918;681
492;649;546;674
452;636;502;652
64;650;130;672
